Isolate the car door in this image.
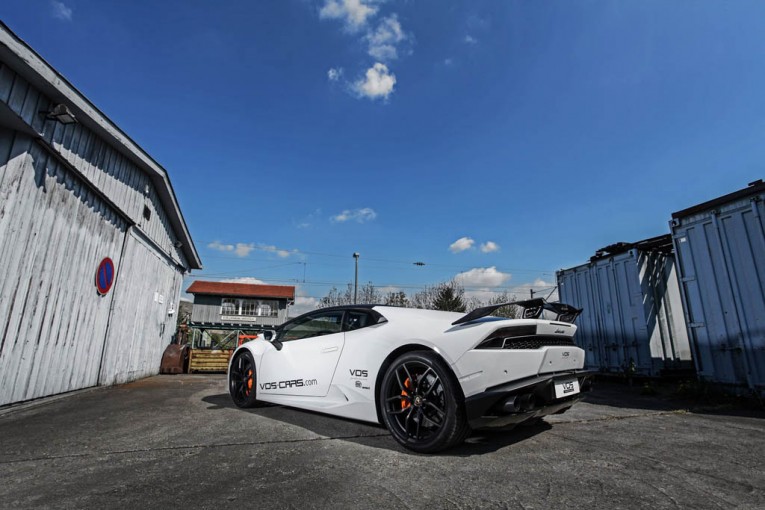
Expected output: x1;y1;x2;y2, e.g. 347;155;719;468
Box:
258;310;345;397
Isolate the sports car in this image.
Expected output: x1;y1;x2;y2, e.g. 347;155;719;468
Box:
228;298;592;453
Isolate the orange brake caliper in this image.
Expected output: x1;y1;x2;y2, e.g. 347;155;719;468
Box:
245;369;253;396
401;377;412;410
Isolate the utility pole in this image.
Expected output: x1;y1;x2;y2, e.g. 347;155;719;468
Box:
353;252;360;304
530;288;535;299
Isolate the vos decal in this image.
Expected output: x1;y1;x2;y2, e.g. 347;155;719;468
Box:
260;378;318;390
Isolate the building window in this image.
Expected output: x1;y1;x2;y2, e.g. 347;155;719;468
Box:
221;299;237;315
220;298;278;317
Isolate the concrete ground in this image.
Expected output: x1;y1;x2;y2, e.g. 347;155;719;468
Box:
1;375;763;510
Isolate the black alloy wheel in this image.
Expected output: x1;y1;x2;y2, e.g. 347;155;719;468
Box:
380;351;470;453
229;351;260;408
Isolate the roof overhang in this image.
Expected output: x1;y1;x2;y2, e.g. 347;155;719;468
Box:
0;21;202;270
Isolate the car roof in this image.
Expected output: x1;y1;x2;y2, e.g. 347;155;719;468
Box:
307;304;382;313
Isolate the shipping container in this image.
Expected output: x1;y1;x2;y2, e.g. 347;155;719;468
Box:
557;235;692;377
670;180;765;396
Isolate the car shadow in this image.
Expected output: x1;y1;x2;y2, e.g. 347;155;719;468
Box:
201;393;551;456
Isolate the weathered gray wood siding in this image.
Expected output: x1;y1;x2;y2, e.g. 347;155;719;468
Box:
191;295;224;323
0;129;127;406
99;229;183;386
0;53;196;405
0;62;187;270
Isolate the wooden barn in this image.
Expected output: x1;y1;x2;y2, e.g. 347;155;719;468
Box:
0;23;202;406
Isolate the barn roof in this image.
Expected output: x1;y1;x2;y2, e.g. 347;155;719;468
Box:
0;21;202;270
187;281;296;300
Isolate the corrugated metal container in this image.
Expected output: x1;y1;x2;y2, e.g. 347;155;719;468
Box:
557;235;692;377
670;180;765;396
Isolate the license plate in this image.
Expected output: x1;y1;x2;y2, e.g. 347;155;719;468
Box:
554;378;580;399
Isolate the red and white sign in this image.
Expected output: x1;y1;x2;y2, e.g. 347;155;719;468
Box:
96;257;115;295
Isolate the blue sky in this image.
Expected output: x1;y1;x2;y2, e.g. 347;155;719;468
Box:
3;1;765;313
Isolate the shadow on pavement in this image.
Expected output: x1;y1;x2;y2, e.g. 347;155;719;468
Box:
582;379;765;419
201;393;551;456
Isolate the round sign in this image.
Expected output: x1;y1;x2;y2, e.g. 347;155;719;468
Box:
96;257;115;295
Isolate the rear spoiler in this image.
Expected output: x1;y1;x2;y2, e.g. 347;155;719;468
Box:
452;298;582;326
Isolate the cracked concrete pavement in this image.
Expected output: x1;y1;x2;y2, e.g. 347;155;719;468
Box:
1;375;763;509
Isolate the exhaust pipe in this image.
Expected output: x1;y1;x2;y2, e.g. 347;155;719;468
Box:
501;396;521;414
518;393;536;411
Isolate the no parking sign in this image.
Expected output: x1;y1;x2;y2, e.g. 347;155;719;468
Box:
96;257;115;295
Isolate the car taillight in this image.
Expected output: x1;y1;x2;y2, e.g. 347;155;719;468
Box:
476;325;537;349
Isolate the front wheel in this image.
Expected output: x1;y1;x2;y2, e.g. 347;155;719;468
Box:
229;351;260;408
379;351;470;453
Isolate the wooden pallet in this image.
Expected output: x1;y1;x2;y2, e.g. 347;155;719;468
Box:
189;349;232;373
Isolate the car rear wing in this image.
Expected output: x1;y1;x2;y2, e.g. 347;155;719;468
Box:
452;298;582;326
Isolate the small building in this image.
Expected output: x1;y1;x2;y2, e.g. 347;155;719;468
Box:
671;180;765;396
186;281;295;328
557;235;692;377
0;23;202;406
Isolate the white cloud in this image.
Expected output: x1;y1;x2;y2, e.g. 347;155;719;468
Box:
289;286;320;317
506;278;559;302
51;1;72;21
366;15;406;61
222;277;266;285
208;240;234;252
353;63;396;100
319;0;378;31
464;34;477;45
464;288;506;304
467;15;489;31
455;266;511;288
208;240;295;258
234;243;255;257
295;209;322;229
449;237;475;253
261;245;294;258
317;3;411;101
331;207;378;223
328;68;343;81
480;241;500;253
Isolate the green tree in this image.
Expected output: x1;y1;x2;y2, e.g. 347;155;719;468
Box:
432;281;466;312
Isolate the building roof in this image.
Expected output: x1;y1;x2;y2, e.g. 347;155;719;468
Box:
671;179;765;219
187;281;296;300
0;22;202;270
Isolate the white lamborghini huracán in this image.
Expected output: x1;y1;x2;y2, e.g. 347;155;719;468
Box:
228;299;592;453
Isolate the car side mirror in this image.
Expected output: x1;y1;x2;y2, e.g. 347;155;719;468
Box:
261;329;282;351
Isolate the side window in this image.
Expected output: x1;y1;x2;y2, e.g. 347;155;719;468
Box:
280;311;345;341
344;311;372;332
